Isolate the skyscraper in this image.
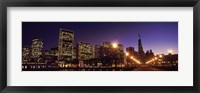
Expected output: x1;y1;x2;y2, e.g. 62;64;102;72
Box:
118;44;124;53
138;34;145;63
138;34;144;55
31;38;43;58
58;28;74;61
77;42;94;61
94;45;102;58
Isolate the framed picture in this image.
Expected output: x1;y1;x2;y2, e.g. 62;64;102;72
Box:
0;0;200;93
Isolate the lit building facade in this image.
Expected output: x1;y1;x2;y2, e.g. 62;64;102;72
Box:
102;41;112;56
148;54;178;70
77;42;94;61
116;43;125;64
73;47;77;60
118;44;124;53
31;39;43;58
22;47;30;62
58;28;74;61
94;45;102;58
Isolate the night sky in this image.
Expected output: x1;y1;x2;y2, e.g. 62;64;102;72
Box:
22;22;178;55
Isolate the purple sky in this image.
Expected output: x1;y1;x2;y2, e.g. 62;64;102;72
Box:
22;22;178;55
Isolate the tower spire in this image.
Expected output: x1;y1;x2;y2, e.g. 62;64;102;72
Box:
138;34;145;63
138;34;141;39
138;34;144;55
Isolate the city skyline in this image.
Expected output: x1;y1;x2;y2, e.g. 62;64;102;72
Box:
22;22;178;71
22;22;178;55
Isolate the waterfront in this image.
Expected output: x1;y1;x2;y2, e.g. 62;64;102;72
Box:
22;22;178;71
22;63;178;71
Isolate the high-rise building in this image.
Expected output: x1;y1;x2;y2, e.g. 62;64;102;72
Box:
138;34;144;55
118;44;124;53
77;42;94;61
102;41;112;56
94;45;102;58
58;28;74;61
22;47;30;62
137;34;145;63
102;41;124;57
116;43;125;64
31;39;43;58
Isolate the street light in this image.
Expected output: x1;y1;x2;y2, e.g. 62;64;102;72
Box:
125;52;129;56
159;55;163;58
130;56;133;59
112;42;118;48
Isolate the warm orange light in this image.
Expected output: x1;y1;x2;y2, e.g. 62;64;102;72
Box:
159;55;163;58
125;52;129;56
130;56;133;59
112;42;118;48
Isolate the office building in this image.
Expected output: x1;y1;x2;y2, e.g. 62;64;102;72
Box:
31;38;43;58
77;42;94;61
22;47;30;62
58;28;74;61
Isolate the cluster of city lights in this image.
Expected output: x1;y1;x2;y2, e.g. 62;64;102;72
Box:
146;57;157;64
125;52;141;64
146;54;163;64
111;42;142;64
111;42;174;65
145;49;173;64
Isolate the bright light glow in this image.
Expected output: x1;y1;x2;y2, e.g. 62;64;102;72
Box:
159;55;163;58
154;57;157;60
125;52;129;56
130;56;133;59
168;49;173;54
112;42;118;48
130;57;141;64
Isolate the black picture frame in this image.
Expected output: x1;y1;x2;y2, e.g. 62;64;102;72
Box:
0;0;200;93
